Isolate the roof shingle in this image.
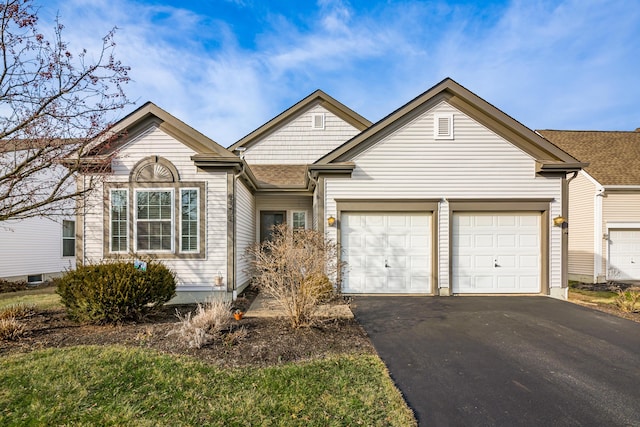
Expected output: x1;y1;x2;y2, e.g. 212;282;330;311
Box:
538;130;640;186
249;164;308;187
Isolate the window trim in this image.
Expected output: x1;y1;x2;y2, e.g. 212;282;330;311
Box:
292;211;307;230
434;113;454;140
103;181;206;260
311;113;325;130
109;188;129;254
134;188;175;254
180;187;200;253
62;220;76;257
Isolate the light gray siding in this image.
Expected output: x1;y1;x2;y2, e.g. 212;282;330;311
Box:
602;191;640;279
254;195;313;240
0;216;76;280
567;171;598;282
235;179;255;290
243;104;361;164
82;125;228;291
324;101;564;294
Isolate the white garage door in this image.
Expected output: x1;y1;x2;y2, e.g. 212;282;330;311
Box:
608;229;640;280
452;213;541;294
341;212;431;293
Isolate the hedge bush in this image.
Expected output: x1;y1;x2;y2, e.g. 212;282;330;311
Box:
56;260;176;324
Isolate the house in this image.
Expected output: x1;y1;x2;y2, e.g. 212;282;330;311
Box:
77;78;585;303
538;129;640;283
0;143;77;283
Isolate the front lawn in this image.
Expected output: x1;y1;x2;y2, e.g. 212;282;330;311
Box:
0;283;61;310
0;346;416;426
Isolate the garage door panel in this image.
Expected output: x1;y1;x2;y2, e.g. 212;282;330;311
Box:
453;213;541;294
342;212;431;294
475;235;494;247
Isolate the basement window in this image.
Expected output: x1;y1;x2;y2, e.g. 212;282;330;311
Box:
434;113;454;140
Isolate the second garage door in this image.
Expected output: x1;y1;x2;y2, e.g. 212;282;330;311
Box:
341;212;431;293
452;213;541;294
608;229;640;280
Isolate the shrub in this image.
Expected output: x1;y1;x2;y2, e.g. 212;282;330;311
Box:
173;299;233;348
56;260;176;324
247;224;342;328
615;287;640;313
0;303;35;320
0;317;25;340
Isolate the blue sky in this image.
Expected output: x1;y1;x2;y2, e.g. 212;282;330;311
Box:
38;0;640;147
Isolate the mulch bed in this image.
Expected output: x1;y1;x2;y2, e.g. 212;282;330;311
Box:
0;287;375;367
569;282;640;323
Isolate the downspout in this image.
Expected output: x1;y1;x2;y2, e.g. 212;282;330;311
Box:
594;185;605;282
561;171;579;295
230;161;245;301
307;170;319;231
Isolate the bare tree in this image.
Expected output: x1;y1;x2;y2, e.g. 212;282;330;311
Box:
248;224;342;328
0;0;130;221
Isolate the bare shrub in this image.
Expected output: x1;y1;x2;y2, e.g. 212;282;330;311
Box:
173;299;233;348
0;303;35;320
0;317;25;340
615;287;640;313
247;224;342;328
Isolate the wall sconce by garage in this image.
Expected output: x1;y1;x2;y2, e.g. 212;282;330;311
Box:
553;216;567;227
327;216;336;227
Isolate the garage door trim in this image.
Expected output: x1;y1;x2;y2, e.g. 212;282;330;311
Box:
336;199;438;295
449;200;550;295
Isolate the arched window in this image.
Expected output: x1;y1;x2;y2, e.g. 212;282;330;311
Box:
105;156;204;258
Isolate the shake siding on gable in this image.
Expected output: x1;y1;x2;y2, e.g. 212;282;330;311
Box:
82;126;228;288
324;101;564;290
243;104;362;164
235;180;255;289
567;172;597;281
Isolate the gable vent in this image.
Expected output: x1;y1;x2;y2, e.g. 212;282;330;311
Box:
434;114;454;139
312;113;325;130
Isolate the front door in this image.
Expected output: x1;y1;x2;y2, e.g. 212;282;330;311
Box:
260;211;286;242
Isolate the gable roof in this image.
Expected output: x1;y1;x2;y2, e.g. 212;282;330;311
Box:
227;90;372;152
538;130;640;186
89;102;232;158
316;78;585;172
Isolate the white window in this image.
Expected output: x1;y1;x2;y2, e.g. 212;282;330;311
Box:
180;188;199;252
292;211;306;229
434;113;454;139
135;189;173;252
110;189;128;253
62;220;75;257
311;113;325;129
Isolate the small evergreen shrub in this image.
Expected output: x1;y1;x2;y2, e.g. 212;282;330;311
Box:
56;260;176;324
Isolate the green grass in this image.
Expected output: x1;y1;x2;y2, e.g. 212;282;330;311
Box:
0;346;416;426
568;287;618;304
0;286;62;310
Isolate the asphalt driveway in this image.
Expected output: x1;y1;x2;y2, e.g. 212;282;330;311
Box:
351;296;640;426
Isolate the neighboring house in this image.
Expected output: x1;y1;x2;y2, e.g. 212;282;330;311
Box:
0;144;77;283
538;129;640;283
78;78;584;303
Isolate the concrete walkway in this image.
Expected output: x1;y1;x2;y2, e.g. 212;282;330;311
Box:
244;293;353;319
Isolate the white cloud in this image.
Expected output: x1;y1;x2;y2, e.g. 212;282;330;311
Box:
34;0;640;146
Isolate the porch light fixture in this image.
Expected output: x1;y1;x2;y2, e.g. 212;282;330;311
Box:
327;216;336;227
553;216;566;227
